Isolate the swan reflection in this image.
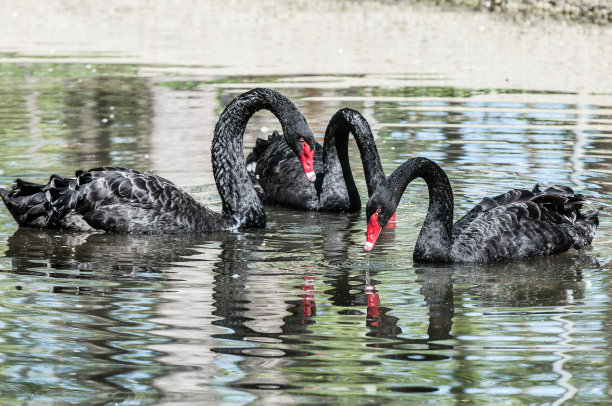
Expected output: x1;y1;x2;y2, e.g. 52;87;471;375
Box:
0;214;602;403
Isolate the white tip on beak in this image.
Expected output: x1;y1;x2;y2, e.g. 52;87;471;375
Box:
364;242;374;252
306;171;316;182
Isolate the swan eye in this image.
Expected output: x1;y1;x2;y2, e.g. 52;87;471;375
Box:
299;137;304;142
376;209;381;214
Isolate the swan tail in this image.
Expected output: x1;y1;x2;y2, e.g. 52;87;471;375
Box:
571;208;599;248
0;172;100;230
532;185;599;249
0;177;64;228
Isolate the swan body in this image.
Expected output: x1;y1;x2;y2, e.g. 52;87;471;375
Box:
0;88;317;234
364;157;599;264
246;108;386;212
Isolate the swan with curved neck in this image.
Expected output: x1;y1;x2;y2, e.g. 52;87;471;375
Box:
247;108;388;212
364;157;599;263
0;88;317;233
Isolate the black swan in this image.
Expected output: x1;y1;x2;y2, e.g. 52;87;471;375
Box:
363;157;599;263
0;88;317;234
246;108;389;213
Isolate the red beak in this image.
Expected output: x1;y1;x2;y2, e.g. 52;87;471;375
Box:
364;212;383;252
300;141;316;182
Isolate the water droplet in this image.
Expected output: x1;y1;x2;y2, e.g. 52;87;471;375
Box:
260;126;269;133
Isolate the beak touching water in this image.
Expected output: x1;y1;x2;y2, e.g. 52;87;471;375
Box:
300;140;316;182
364;211;383;252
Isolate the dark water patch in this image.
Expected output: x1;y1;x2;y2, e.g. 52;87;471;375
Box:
381;352;451;362
230;382;303;391
389;385;439;393
212;347;315;358
337;309;365;316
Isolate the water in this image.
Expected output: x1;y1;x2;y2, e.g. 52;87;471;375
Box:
1;1;612;405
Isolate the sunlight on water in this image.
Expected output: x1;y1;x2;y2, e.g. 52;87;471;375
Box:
0;64;611;405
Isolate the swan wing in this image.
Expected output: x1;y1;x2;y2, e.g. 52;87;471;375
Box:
246;133;323;210
245;132;285;200
451;185;598;263
63;167;217;233
246;130;284;170
451;200;576;263
452;188;536;239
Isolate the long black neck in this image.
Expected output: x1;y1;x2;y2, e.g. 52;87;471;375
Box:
387;157;454;263
212;88;310;229
320;108;385;211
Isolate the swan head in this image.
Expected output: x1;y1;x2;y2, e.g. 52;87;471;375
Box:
364;188;397;252
281;117;317;183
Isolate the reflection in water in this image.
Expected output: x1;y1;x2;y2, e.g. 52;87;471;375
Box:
211;235;313;401
1;229;224;403
451;253;597;307
60;76;154;169
416;266;455;342
5;228;197;283
0;68;155;176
